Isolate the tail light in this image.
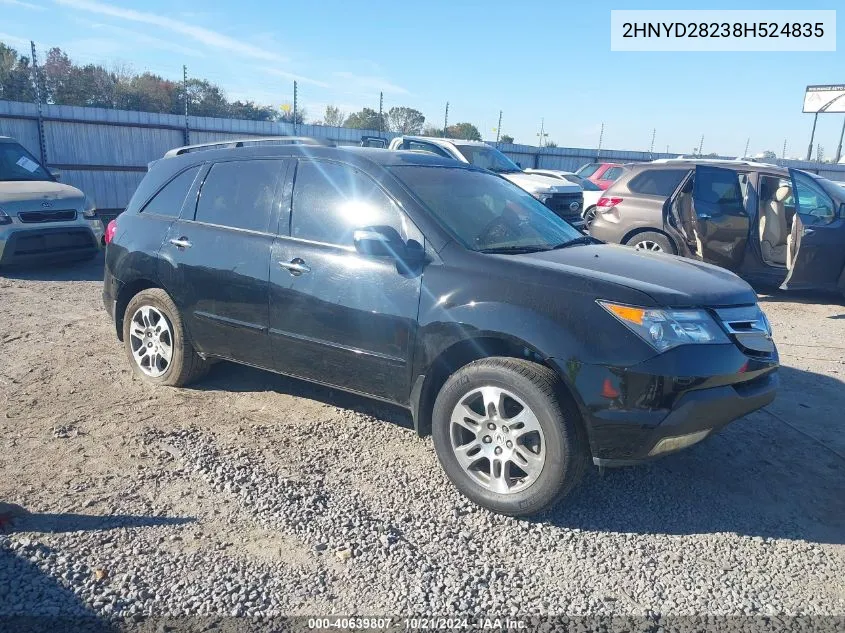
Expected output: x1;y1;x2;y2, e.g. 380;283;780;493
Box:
105;219;117;245
597;196;623;208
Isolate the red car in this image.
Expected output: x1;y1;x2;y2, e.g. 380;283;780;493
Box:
575;162;625;190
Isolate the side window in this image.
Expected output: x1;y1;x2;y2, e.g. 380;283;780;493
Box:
694;166;746;217
407;141;451;158
792;171;836;225
195;160;282;232
600;166;624;182
628;169;689;196
291;160;408;247
140;166;201;217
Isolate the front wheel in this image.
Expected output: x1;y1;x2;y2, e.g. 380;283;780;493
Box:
582;205;597;229
432;357;587;516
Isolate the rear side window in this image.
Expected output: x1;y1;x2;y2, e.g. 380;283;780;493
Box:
600;166;624;181
628;169;689;197
195;160;283;232
576;163;600;178
406;141;451;158
140;166;201;217
291;160;406;247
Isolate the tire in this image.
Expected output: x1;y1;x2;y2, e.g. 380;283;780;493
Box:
122;288;208;387
432;357;588;516
582;206;597;229
626;231;676;254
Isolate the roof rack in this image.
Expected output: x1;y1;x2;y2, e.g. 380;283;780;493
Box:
164;136;334;158
649;157;780;168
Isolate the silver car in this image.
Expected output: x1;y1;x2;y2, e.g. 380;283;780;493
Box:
0;136;103;267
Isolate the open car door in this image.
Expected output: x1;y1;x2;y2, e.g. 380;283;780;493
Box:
780;169;845;290
667;165;748;271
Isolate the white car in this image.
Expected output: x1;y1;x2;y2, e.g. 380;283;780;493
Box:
524;169;603;227
388;136;585;229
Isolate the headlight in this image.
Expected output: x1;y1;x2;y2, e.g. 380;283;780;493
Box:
599;301;729;352
0;208;10;226
82;195;97;219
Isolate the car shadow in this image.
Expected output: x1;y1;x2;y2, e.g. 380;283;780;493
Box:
0;252;105;282
757;288;844;307
538;364;845;544
194;361;415;431
2;509;195;534
196;361;844;543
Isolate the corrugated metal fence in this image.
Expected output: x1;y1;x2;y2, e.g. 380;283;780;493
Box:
3;99;844;221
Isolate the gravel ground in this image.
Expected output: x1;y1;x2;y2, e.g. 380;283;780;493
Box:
1;254;844;631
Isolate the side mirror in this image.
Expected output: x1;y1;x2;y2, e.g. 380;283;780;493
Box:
353;226;426;266
49;169;62;181
516;161;522;169
353;225;406;258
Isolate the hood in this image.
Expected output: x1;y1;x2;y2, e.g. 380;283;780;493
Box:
512;243;757;307
0;181;85;212
503;171;582;195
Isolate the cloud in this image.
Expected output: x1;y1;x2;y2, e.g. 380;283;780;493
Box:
0;0;46;10
261;67;330;89
333;71;409;96
54;0;288;63
86;21;204;58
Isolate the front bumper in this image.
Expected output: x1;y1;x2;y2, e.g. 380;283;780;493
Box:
551;343;779;465
0;224;101;267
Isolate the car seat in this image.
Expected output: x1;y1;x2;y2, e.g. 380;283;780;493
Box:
760;185;790;265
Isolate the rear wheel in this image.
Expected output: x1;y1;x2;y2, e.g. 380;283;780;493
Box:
122;288;208;387
582;206;597;229
626;231;676;254
432;357;587;516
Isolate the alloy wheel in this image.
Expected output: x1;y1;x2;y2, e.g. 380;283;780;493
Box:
633;240;663;252
128;306;173;377
449;386;546;494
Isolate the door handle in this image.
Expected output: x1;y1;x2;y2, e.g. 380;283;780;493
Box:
279;258;311;276
169;237;192;249
697;213;712;220
802;228;815;237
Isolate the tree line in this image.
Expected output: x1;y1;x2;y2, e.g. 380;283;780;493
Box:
1;41;491;140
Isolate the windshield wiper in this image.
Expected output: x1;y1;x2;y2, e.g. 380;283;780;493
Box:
550;235;600;249
478;245;551;254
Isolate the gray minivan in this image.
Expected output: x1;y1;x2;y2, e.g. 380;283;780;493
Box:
589;159;845;296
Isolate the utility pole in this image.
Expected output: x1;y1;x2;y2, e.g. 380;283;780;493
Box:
596;122;604;159
495;110;502;146
648;128;656;157
378;91;383;135
293;81;298;135
443;102;449;138
666;144;669;155
536;118;548;148
743;138;750;159
698;134;704;157
835;116;845;163
782;139;788;160
806;112;819;161
30;41;47;166
183;64;189;145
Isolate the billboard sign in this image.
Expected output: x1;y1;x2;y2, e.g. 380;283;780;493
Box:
803;85;845;113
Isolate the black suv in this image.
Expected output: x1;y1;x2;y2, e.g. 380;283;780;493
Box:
104;139;779;516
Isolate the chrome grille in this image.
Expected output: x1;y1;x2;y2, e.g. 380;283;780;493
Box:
715;305;775;355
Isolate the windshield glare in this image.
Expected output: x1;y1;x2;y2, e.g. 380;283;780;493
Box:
454;144;521;173
0;143;53;182
391;166;583;253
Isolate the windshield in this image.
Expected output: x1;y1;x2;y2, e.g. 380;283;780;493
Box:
391;166;583;253
0;142;53;182
453;144;521;174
